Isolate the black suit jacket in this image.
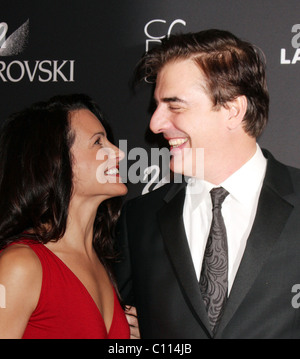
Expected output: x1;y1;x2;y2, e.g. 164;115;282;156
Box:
114;151;300;338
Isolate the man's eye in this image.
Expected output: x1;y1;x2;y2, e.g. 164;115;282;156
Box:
169;106;182;111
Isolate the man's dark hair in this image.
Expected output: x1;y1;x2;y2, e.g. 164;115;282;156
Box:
135;29;269;138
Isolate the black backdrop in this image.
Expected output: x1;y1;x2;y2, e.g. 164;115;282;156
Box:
1;0;300;199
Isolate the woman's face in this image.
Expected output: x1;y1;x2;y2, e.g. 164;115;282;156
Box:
70;109;128;201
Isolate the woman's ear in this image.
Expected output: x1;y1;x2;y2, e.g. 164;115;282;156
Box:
226;95;248;131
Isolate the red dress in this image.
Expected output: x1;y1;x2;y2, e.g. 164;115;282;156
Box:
4;239;130;339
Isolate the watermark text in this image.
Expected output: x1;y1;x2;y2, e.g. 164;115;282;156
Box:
0;284;6;309
292;284;300;309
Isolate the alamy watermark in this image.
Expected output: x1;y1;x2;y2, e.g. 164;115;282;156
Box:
95;140;205;194
0;284;6;309
291;284;300;309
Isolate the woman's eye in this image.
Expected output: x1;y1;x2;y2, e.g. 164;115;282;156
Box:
94;138;103;146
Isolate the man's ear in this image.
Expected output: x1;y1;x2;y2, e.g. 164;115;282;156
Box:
226;95;248;131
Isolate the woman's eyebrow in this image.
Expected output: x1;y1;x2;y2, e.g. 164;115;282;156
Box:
89;131;106;140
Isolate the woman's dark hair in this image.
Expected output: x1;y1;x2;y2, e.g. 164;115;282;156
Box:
0;94;122;282
135;29;269;138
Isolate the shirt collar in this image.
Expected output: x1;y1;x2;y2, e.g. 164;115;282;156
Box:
221;144;267;204
186;144;267;210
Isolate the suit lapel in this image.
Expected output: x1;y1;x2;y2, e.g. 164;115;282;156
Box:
157;152;294;338
158;183;213;337
215;152;294;337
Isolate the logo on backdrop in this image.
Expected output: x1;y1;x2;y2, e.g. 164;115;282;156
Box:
0;19;75;83
0;19;29;56
280;24;300;65
144;19;186;52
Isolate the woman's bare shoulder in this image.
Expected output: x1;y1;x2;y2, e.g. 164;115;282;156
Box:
0;243;41;271
0;243;42;291
0;243;42;338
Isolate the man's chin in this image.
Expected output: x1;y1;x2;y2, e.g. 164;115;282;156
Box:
170;153;204;179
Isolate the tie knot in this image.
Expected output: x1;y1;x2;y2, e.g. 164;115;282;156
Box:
210;187;229;209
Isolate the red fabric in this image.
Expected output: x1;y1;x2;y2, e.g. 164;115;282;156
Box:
4;239;130;339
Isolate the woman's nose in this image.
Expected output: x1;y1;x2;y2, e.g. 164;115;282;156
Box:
110;143;125;162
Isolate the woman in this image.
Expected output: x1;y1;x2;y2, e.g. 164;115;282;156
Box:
0;94;132;339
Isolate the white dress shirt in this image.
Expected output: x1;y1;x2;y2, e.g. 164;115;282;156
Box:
183;144;267;293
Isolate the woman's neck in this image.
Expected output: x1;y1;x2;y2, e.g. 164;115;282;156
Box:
54;195;104;256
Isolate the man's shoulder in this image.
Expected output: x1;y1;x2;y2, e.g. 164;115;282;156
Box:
285;162;300;177
126;182;174;206
286;164;300;194
263;149;300;198
124;181;185;213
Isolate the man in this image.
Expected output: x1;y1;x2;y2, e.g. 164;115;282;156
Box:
115;29;300;338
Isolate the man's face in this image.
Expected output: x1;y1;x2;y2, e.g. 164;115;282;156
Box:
150;59;229;179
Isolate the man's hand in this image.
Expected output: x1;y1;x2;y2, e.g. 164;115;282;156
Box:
125;306;140;339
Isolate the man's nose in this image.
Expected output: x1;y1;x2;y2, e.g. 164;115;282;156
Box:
149;106;170;134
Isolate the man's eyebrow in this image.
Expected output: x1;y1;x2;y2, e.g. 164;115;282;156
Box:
155;96;188;105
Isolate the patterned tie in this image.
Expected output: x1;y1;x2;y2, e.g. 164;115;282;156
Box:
200;187;229;334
